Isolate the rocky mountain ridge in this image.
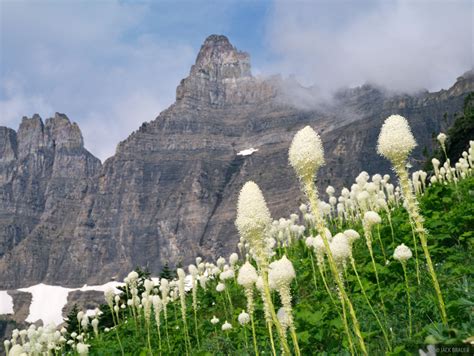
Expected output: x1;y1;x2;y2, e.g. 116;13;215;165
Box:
0;35;472;289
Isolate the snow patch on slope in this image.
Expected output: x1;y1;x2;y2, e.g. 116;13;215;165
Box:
18;284;76;325
12;281;126;325
237;147;258;156
0;291;14;315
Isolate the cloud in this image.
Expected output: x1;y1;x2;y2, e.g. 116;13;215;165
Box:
2;0;471;161
0;1;196;161
265;0;473;94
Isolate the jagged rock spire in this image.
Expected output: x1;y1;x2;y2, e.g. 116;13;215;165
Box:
191;34;251;80
176;34;274;106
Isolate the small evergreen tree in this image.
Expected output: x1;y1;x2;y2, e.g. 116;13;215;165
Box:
160;262;175;279
64;304;80;334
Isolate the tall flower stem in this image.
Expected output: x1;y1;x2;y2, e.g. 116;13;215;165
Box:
339;289;355;356
395;162;448;326
261;269;292;355
242;325;249;350
401;262;413;338
220;292;230;320
350;257;391;350
317;261;342;315
267;323;277;356
278;287;301;356
146;322;153;356
386;210;395;244
409;221;421;285
108;305;124;356
376;225;387;263
225;288;234;314
363;226;387;318
191;281;200;348
305;179;368;355
193;306;200;349
156;323;162;354
259;287;277;356
164;313;171;352
249;314;259;356
245;289;259;356
309;252;318;290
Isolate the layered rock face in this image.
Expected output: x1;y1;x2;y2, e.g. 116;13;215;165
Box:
0;114;101;287
0;35;472;289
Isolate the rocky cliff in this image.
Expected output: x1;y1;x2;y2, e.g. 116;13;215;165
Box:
0;35;472;289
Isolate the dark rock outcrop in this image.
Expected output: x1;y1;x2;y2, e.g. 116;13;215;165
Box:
0;35;472;289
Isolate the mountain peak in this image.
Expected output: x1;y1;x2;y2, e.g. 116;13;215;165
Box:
191;34;251;80
175;34;276;106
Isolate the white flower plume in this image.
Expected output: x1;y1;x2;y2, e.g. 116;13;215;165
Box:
289;125;325;181
377;115;417;163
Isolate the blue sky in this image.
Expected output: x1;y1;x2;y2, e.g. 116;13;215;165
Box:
1;0;472;160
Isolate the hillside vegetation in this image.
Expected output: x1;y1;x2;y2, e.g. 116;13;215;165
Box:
3;115;473;356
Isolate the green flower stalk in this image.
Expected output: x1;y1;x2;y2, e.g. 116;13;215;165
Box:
362;211;386;315
256;276;278;356
177;268;191;354
126;271;140;329
222;321;232;341
238;261;260;356
437;133;448;161
344;229;392;351
236;181;292;355
188;264;200;348
276;308;290;353
104;288;124;356
377;115;448;326
91;318;99;339
152;295;163;353
289;126;368;355
141;294;153;355
211;315;219;335
269;256;301;356
159;278;172;351
330;234;356;356
394;243;413;338
305;236;319;290
216;282;230;319
238;311;251;350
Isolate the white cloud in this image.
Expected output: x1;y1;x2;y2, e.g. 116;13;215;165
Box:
266;0;473;94
0;1;195;161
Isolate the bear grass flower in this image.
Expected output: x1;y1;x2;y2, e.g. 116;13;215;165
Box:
343;229;360;244
269;256;300;354
236;181;290;355
152;295;164;352
222;321;232;331
377;115;417;164
363;210;387;262
91;318;99;338
238;310;251;349
289;125;367;355
76;342;90;355
394;243;413;262
188;264;201;347
378;115;447;326
238;311;250;325
235;181;272;243
329;233;352;268
177;268;191;353
289;126;325;181
437;132;448;160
